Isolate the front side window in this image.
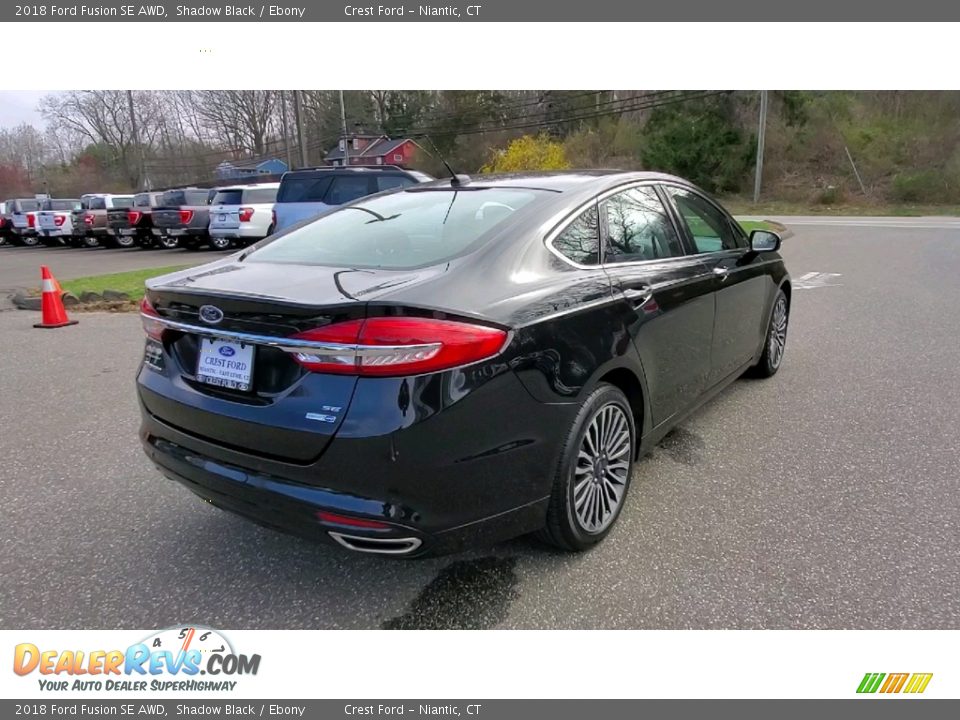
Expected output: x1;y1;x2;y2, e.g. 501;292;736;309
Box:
602;186;684;263
666;187;744;253
552;205;601;266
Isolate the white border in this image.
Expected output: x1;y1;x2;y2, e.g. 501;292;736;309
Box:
2;22;959;90
2;630;955;699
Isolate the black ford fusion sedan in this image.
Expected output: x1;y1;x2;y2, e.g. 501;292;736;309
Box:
137;171;790;557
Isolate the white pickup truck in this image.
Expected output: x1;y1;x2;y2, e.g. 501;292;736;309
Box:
37;198;83;246
207;183;280;250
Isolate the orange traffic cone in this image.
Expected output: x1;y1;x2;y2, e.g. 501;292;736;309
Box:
33;266;78;329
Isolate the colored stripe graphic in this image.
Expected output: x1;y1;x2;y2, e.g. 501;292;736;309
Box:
857;672;933;694
903;673;933;694
857;673;885;693
880;673;909;693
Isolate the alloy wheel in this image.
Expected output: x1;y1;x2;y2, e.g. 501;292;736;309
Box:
768;295;788;370
573;403;632;534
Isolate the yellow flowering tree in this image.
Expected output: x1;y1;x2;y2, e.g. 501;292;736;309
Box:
481;134;571;173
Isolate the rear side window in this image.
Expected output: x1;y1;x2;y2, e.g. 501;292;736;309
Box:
325;176;373;205
277;176;332;203
212;189;244;206
552;205;601;266
602;186;684;263
376;175;414;192
248;187;547;270
244;187;278;204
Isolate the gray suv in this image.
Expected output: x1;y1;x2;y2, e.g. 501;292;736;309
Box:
273;166;432;232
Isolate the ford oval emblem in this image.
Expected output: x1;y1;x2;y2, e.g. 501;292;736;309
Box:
218;346;235;357
199;305;224;324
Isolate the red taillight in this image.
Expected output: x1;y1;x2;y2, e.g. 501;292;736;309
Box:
128;210;142;225
27;213;35;228
238;207;254;223
289;317;508;377
179;209;194;224
83;213;94;225
271;208;277;229
54;215;65;227
315;511;390;529
140;297;165;340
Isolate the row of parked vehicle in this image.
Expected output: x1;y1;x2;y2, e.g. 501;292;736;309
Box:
0;166;433;252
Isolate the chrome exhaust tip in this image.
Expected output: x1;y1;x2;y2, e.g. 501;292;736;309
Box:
329;532;423;555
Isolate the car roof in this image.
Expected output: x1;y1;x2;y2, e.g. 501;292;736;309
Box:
415;170;696;193
282;166;421;178
217;183;280;191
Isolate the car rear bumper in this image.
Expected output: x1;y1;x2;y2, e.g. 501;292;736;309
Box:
209;226;265;240
140;408;550;557
137;361;572;556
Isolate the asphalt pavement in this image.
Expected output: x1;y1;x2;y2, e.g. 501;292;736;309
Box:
0;243;212;300
1;218;959;629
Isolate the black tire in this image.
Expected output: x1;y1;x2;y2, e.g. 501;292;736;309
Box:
158;235;179;250
209;235;232;251
114;233;136;249
538;383;636;552
83;235;99;249
748;288;789;378
21;235;40;247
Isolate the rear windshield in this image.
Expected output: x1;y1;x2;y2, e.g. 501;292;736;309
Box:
111;197;134;209
246;187;547;270
42;200;80;211
87;197;107;210
15;200;41;212
134;194;152;207
212;189;243;206
160;190;209;207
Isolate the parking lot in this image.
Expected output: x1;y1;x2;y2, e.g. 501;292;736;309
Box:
0;244;212;306
2;218;959;630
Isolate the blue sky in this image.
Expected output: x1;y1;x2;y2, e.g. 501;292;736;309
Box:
0;91;49;130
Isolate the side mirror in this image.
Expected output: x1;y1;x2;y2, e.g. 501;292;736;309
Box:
750;229;781;253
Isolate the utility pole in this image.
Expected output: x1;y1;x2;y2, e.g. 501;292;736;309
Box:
280;90;293;169
339;90;350;168
293;90;308;168
126;90;145;190
752;90;768;204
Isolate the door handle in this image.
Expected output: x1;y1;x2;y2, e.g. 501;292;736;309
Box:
622;286;653;307
713;266;730;280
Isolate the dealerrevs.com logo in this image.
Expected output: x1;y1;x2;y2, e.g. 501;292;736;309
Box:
13;626;261;692
857;673;933;694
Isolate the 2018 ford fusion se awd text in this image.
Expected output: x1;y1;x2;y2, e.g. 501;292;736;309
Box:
137;171;790;557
